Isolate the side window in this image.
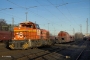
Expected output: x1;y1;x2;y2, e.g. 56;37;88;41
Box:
31;24;34;28
37;29;41;35
36;24;40;29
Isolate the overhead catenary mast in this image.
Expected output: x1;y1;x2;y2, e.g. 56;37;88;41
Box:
73;28;75;35
86;18;88;35
48;23;50;32
80;24;82;33
12;17;14;31
25;12;28;21
25;6;37;22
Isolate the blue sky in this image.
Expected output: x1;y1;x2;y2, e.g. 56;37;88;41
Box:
0;0;90;35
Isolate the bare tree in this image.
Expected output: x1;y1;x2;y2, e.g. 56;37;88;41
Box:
0;19;8;31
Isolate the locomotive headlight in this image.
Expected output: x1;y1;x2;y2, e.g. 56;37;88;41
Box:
22;42;29;49
9;44;14;49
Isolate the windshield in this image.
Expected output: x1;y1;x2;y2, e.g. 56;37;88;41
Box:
36;24;40;29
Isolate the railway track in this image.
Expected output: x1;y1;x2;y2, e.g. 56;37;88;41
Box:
75;40;90;60
12;47;66;60
69;40;88;60
54;40;89;60
75;48;85;60
0;40;90;60
0;44;66;60
75;41;87;60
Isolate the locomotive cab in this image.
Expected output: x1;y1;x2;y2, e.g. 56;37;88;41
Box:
19;21;40;29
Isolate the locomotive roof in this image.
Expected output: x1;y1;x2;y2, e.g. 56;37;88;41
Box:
18;21;40;29
20;21;34;25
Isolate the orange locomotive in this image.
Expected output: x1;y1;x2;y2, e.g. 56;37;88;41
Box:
9;21;54;49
